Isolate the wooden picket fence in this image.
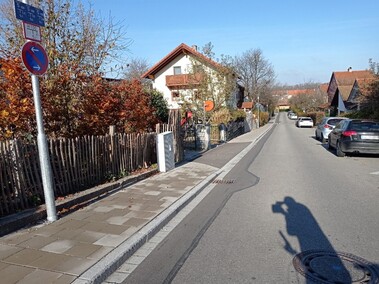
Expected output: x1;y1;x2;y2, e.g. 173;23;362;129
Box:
0;133;156;217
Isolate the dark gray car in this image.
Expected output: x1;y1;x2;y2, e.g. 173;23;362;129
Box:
328;119;379;157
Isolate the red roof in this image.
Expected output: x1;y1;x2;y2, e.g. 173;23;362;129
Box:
328;70;374;100
333;70;373;86
241;102;254;109
319;83;329;94
286;89;314;96
142;43;223;79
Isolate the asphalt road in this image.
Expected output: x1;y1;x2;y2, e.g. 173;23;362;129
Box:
123;113;379;283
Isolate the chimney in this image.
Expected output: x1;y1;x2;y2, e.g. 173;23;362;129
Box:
192;45;198;51
348;67;352;72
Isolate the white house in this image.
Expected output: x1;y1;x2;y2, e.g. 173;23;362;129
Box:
142;43;243;110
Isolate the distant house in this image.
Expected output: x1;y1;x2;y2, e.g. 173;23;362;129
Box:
142;43;243;110
327;68;373;115
240;101;254;112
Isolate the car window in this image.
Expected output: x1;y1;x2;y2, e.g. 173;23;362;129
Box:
328;119;344;126
342;121;350;130
334;121;344;130
351;122;379;131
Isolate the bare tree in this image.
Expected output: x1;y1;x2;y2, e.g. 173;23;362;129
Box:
123;57;152;89
289;90;325;113
369;58;379;75
0;0;130;75
233;48;275;102
184;43;237;122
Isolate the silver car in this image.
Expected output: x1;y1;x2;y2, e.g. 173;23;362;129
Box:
315;117;347;143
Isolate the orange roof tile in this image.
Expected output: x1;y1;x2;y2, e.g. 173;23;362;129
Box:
142;43;223;79
319;83;329;94
333;70;373;86
241;102;254;109
286;89;314;96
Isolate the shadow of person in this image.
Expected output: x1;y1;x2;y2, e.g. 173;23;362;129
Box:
272;196;352;283
272;196;333;252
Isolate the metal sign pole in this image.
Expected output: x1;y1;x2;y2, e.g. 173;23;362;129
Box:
257;96;260;128
31;75;57;221
21;0;57;222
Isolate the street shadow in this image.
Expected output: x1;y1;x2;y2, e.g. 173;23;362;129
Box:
272;196;352;283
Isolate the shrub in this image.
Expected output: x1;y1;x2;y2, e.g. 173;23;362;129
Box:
230;109;246;122
210;108;232;124
253;110;269;126
307;111;325;125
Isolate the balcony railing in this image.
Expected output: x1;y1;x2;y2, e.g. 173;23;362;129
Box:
166;73;203;88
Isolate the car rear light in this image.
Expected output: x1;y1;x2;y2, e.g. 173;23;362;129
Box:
324;124;330;128
342;130;357;137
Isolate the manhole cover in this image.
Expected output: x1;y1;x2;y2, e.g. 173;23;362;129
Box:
293;250;379;284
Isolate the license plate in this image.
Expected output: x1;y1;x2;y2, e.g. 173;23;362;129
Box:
361;135;379;140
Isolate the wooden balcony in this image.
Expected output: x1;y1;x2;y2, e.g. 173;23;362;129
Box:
166;73;203;88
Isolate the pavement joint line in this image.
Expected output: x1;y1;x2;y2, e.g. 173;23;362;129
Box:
75;123;275;284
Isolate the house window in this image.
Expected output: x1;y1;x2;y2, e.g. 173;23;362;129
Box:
173;66;182;75
172;91;180;99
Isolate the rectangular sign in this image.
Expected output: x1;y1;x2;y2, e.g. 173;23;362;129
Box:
23;22;41;42
14;0;45;27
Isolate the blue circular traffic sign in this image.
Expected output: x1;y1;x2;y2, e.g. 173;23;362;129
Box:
21;41;49;75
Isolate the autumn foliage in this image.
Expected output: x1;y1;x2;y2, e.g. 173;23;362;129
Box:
0;58;35;139
0;57;161;140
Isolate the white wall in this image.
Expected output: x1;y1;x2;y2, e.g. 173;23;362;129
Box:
152;54;194;109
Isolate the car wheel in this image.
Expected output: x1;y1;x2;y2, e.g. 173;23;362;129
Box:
321;134;326;144
336;141;345;157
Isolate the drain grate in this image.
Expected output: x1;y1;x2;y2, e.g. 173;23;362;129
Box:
293;250;379;284
212;179;235;184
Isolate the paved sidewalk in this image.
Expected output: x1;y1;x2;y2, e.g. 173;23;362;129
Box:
0;120;275;284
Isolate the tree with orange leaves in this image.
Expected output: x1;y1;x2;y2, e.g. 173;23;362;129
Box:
0;57;36;140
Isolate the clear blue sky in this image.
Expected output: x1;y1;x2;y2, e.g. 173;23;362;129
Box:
22;0;379;85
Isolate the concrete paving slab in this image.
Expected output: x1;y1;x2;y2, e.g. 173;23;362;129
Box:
0;243;23;260
0;265;36;283
41;239;76;253
94;234;128;247
17;269;65;284
15;234;57;249
4;248;46;265
72;230;106;243
52;256;97;275
63;242;102;258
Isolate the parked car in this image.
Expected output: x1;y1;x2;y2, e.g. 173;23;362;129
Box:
288;112;298;120
315;117;347;143
328;119;379;157
296;117;314;128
